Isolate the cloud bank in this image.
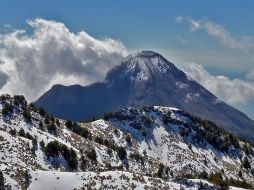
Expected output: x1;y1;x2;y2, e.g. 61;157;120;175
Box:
175;16;254;107
182;62;254;104
0;18;128;101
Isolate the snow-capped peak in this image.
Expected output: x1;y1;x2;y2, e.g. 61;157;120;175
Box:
115;51;177;82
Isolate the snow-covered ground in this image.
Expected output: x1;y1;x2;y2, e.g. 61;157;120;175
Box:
0;95;253;189
28;170;246;190
28;170;249;190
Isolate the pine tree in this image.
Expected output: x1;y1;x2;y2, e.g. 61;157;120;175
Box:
39;121;44;131
23;108;32;122
2;103;13;115
44;114;50;125
0;170;5;190
157;163;164;178
87;148;97;161
242;157;251;169
117;147;127;160
65;120;73;129
48;123;57;135
56;119;60;126
39;140;45;150
9;128;16;136
23;170;31;189
45;141;60;157
125;135;132;145
80;156;87;171
18;128;26;137
39;107;46;116
68;148;78;170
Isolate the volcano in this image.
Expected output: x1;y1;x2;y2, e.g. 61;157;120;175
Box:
35;51;254;141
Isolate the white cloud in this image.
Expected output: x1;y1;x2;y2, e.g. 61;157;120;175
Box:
176;16;253;50
182;62;254;104
0;18;128;101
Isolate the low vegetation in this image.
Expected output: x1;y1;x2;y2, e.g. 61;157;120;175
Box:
65;120;91;139
44;140;78;170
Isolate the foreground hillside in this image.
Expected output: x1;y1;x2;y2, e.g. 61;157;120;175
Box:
0;94;254;189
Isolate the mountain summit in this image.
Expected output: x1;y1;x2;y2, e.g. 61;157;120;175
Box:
35;51;254;141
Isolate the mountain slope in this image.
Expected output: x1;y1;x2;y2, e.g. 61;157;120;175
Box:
1;95;254;189
35;51;254;142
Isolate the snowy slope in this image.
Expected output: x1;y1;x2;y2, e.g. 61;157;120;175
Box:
28;170;247;190
1;95;254;189
104;106;254;182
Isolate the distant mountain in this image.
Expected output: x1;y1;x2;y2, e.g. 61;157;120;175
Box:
35;51;254;141
1;95;254;189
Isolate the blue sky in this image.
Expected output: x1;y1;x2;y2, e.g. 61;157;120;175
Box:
1;0;253;47
0;0;254;118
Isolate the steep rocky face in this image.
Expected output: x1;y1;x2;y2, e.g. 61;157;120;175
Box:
35;51;254;141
